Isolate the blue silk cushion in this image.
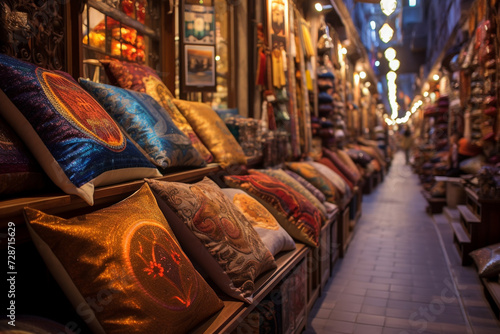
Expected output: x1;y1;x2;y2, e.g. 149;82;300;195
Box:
0;54;161;205
79;79;206;169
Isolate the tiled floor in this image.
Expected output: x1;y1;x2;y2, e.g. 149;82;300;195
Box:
305;152;500;334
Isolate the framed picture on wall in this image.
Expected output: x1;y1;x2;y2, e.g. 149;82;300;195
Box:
184;4;215;44
183;44;216;89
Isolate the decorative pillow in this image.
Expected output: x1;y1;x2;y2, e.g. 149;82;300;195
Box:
308;161;351;200
24;184;224;334
322;148;360;185
145;177;276;303
224;172;322;248
101;59;214;163
101;59;174;97
79;79;206;169
0;316;75;334
173;99;247;167
0;54;161;205
317;156;354;190
284;169;326;203
285;161;338;204
336;149;362;182
0;116;47;195
222;188;296;256
251;168;327;220
346;148;372;167
470;243;500;278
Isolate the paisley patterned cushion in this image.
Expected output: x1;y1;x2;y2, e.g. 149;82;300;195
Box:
251;169;327;220
24;184;224;334
173;99;247;168
285;161;338;204
284;169;326;203
222;188;296;256
79;79;206;169
0;54;161;205
0;116;47;195
146;177;276;303
224;172;322;247
101;59;213;163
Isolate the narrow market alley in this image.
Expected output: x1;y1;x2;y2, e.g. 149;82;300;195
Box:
306;152;500;334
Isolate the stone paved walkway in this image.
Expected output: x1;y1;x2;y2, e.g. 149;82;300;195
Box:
305;151;500;334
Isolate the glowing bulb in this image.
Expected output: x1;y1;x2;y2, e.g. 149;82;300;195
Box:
380;0;397;16
389;59;400;71
409;0;416;6
315;3;323;11
423;91;429;97
384;47;396;61
386;71;397;81
370;21;376;30
215;55;221;61
341;47;347;54
379;23;394;43
360;71;367;79
433;74;440;81
375;60;380;66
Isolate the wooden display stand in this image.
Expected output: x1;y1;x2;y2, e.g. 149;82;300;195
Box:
337;192;354;258
481;278;500;320
452;187;500;265
421;189;447;214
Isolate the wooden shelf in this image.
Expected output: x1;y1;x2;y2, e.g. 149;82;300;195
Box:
481;278;500;319
192;244;309;333
457;205;480;224
451;222;471;244
0;164;222;244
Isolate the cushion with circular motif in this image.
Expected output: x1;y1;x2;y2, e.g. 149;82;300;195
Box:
24;183;224;334
79;79;206;170
0;54;161;205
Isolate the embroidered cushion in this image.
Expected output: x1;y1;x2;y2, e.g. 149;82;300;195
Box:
308;161;351;200
79;79;205;169
317;156;354;190
322;148;360;185
285;161;338;204
173;99;247;168
224;172;322;248
24;184;224;334
251;168;327;220
0;54;160;205
146;177;276;303
0;116;47;196
222;188;296;256
284;169;326;203
101;59;213;163
470;243;500;278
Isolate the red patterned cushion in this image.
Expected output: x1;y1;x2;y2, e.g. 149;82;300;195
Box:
224;171;322;247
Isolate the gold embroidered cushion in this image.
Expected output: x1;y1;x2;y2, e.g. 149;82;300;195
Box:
222;188;296;256
173;99;247;167
24;184;224;334
146;177;276;303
